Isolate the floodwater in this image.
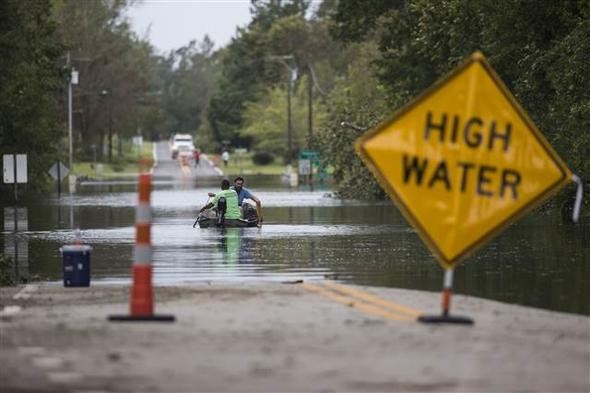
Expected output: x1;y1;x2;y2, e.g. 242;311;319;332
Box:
2;175;589;315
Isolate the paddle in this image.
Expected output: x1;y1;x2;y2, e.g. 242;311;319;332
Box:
193;196;212;228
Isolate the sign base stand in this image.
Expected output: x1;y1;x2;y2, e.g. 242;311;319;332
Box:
418;314;473;325
108;314;175;322
418;268;474;325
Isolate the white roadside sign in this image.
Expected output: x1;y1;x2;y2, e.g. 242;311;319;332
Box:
3;154;14;183
298;159;311;176
3;154;27;184
48;161;70;181
16;154;27;183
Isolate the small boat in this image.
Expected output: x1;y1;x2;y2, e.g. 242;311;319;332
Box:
194;212;258;228
193;197;259;228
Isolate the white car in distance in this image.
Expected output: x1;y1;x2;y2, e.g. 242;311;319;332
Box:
170;134;194;159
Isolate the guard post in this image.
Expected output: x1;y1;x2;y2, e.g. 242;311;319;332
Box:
109;159;174;322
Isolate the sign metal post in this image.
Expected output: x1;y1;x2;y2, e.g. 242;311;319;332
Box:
49;161;69;198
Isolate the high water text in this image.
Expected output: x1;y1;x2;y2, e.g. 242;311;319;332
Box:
401;112;521;200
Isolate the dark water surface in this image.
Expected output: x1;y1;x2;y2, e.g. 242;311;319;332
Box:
2;175;588;315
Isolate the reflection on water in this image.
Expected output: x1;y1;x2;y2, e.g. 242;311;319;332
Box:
3;207;29;282
1;175;588;315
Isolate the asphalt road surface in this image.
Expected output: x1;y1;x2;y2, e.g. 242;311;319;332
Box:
0;283;588;392
153;141;221;181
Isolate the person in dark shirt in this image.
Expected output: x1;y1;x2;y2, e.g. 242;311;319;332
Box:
233;176;263;224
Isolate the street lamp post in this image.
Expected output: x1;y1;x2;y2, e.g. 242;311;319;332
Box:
108;97;113;163
270;55;297;164
307;64;312;147
91;144;97;171
286;71;293;163
67;52;79;175
305;62;327;147
100;89;113;163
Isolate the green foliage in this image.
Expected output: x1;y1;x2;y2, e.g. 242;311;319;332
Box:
326;0;590;204
50;1;219;161
51;0;161;161
241;75;327;163
252;152;275;166
268;15;312;62
537;12;590;184
241;87;289;157
3;0;587;208
0;255;16;286
163;37;217;134
328;0;396;43
205;1;336;151
206;25;270;150
0;0;220;200
111;157;126;172
0;0;64;198
250;0;310;30
313;42;388;199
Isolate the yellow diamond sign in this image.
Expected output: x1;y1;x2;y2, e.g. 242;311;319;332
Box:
355;52;572;268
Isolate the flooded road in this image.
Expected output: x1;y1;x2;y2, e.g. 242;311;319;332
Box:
2;143;589;315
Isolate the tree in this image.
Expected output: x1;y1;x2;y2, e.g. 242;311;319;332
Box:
0;0;64;198
206;25;270;150
205;0;312;150
163;37;217;134
250;0;310;30
328;0;397;43
52;0;157;162
241;75;326;161
312;42;388;199
325;0;589;204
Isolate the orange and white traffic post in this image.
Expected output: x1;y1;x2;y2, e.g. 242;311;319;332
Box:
109;171;174;322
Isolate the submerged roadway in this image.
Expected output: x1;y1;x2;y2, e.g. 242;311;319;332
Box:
152;141;220;181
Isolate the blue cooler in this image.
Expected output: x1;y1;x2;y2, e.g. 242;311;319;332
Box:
60;244;92;287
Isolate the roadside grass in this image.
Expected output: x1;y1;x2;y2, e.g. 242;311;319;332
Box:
72;145;331;178
206;152;334;177
73;141;153;178
207;152;286;176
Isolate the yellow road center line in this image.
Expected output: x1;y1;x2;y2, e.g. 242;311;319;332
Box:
301;282;356;305
300;283;416;322
321;281;422;317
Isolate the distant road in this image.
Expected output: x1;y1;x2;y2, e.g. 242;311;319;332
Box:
152;141;220;180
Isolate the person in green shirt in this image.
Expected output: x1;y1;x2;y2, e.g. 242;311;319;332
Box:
199;179;240;220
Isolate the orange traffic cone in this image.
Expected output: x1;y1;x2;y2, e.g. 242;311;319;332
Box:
109;172;174;322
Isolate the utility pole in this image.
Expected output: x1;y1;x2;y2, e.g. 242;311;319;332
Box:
67;52;73;173
307;65;313;147
100;89;113;163
270;55;296;165
305;62;327;147
287;73;293;164
108;95;113;163
67;52;78;175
